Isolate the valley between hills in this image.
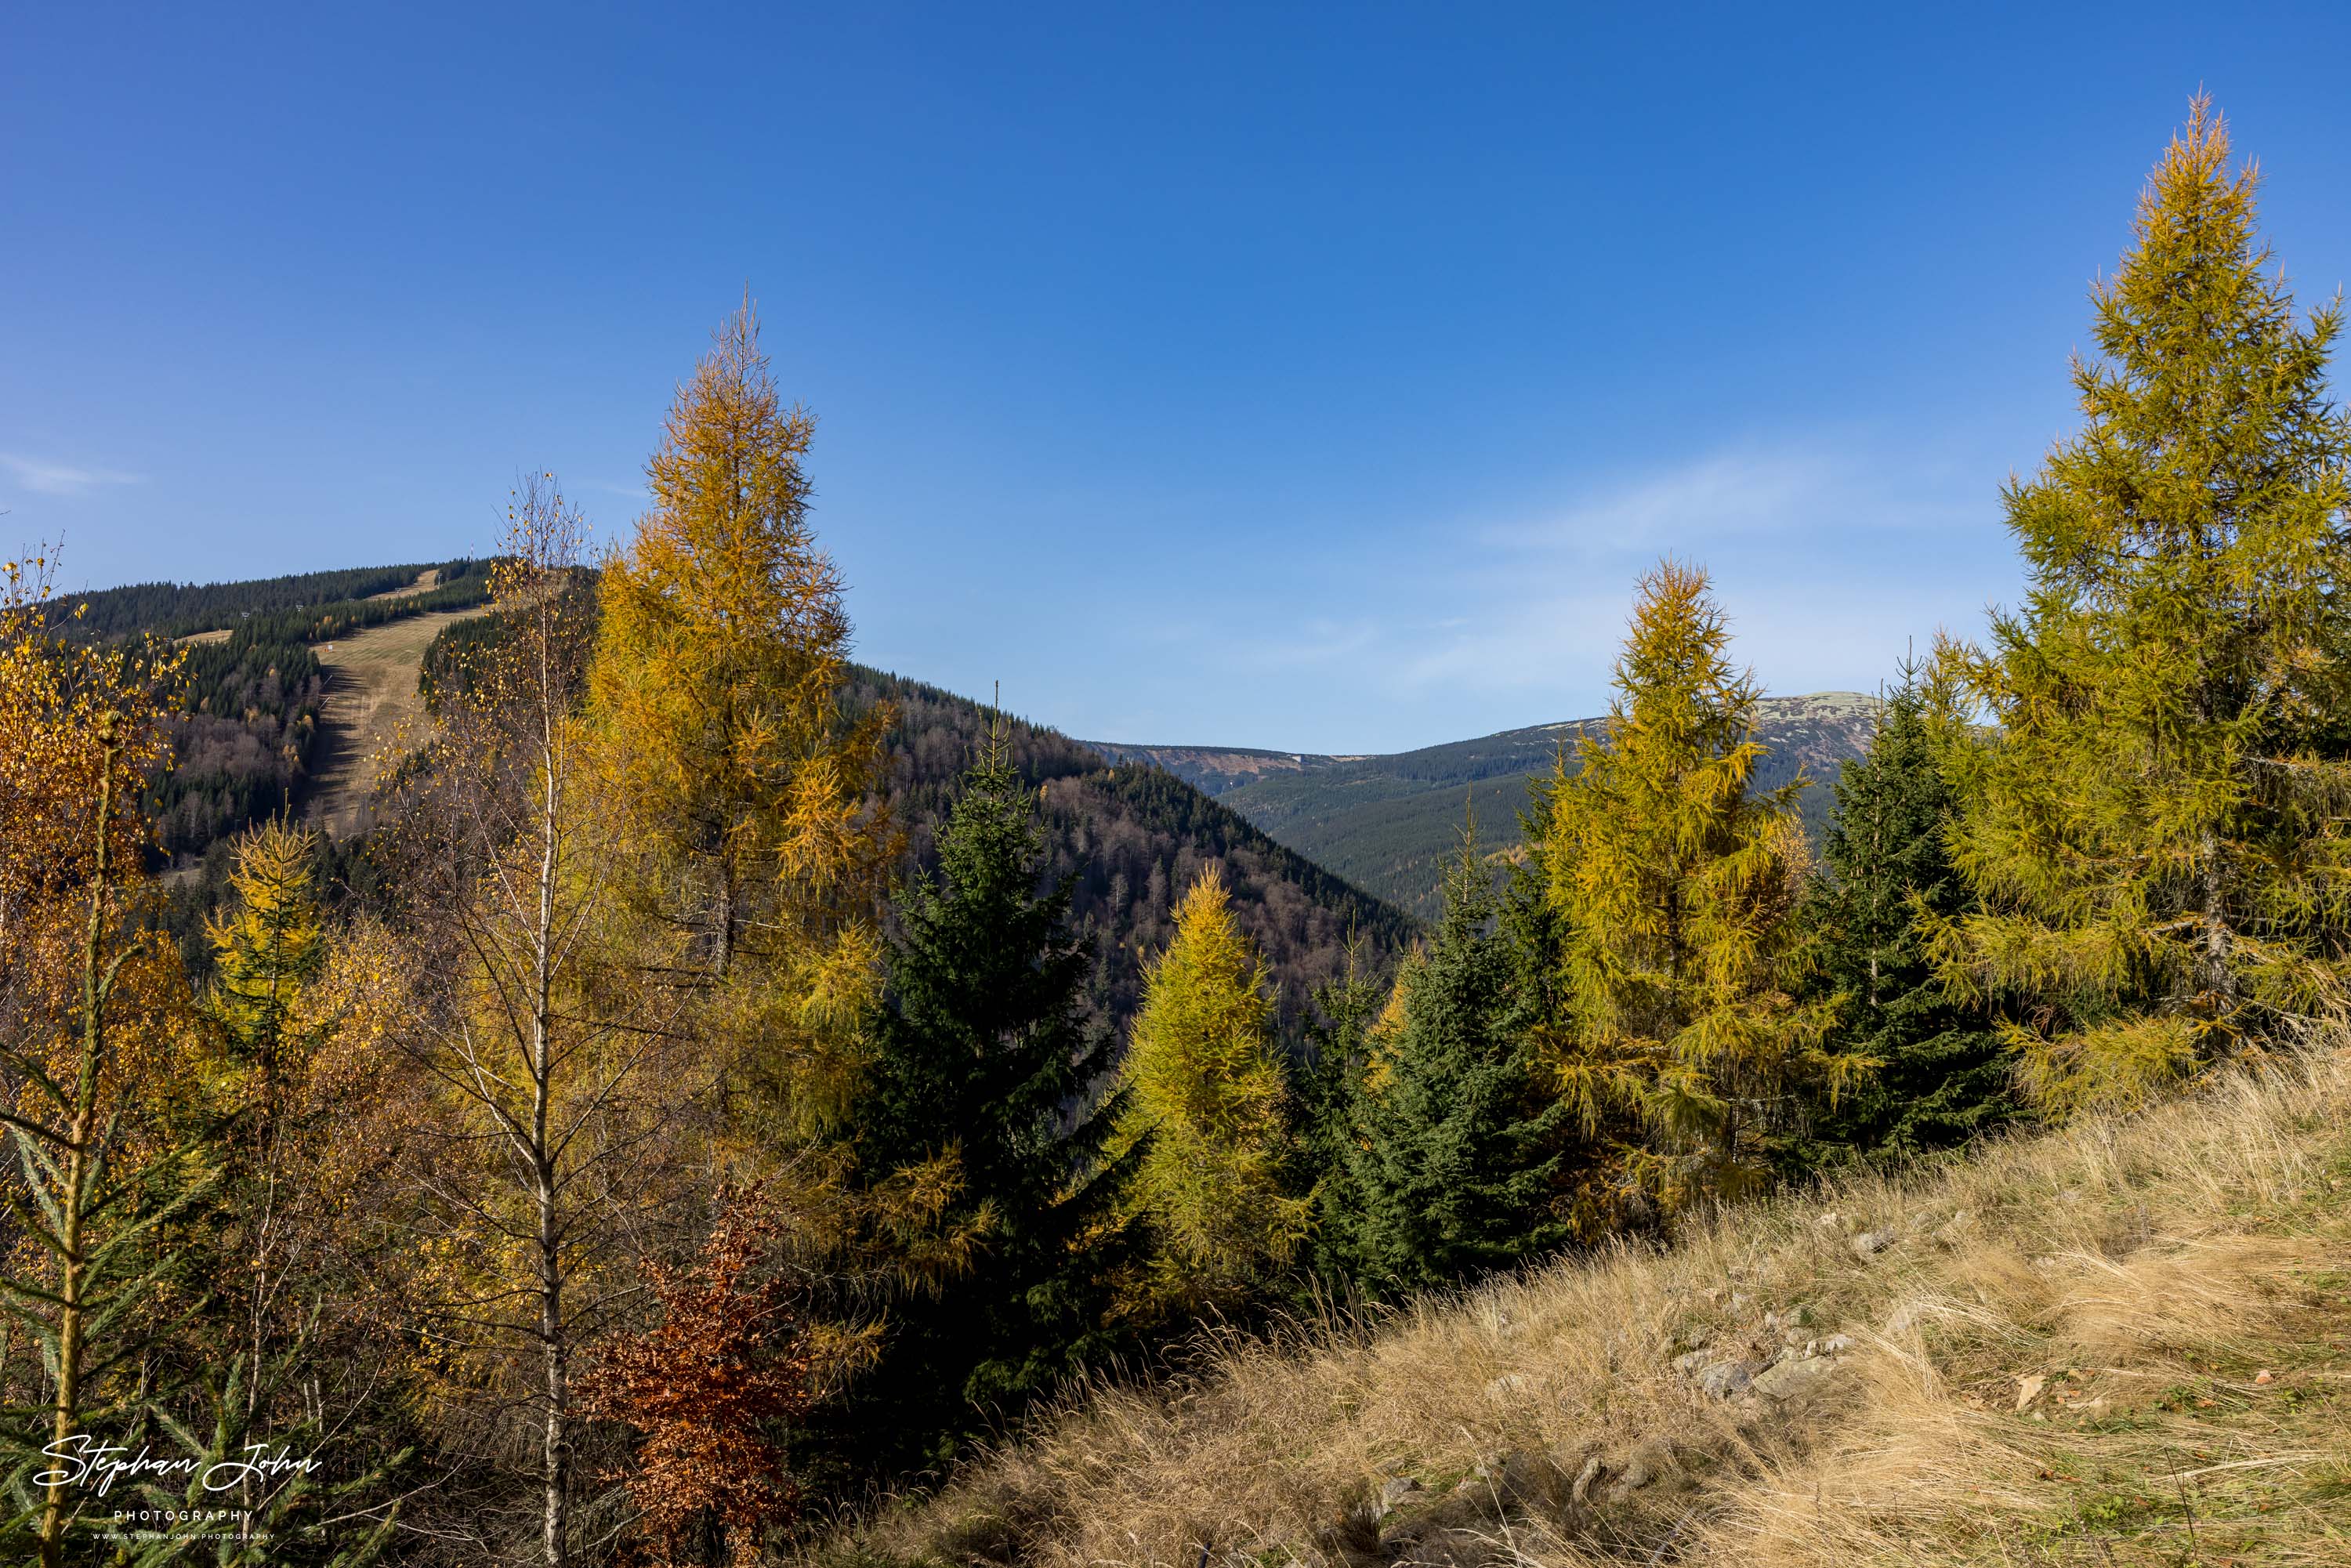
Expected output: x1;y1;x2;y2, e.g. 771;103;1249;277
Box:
1091;691;1880;919
102;559;1880;1092
110;562;1881;931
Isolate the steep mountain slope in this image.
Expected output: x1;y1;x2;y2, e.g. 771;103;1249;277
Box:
67;563;494;859
851;670;1416;1043
417;608;1418;1042
126;562;1414;1048
303;604;494;837
840;1045;2351;1566
1092;693;1881;918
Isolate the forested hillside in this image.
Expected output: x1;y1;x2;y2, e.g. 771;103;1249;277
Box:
136;561;490;854
149;569;1414;1041
1092;690;1878;918
856;671;1417;1040
63;558;481;639
53;556;493;861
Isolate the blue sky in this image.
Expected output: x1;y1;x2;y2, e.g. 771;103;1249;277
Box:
7;3;2350;752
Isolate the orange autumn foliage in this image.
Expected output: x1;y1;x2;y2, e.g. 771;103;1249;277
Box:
587;300;897;1132
578;1186;820;1566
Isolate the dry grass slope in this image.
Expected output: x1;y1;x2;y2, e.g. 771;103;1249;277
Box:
303;603;488;837
364;564;444;599
832;1045;2351;1566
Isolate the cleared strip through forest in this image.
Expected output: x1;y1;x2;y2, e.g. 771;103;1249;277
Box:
302;603;489;837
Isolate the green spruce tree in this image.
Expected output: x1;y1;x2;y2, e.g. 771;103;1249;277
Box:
1931;98;2351;1113
1335;829;1570;1295
1291;939;1387;1288
1802;674;2012;1161
849;737;1124;1467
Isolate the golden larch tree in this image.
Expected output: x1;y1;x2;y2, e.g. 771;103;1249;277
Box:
1929;98;2351;1113
588;300;894;1130
390;480;694;1568
1539;559;1857;1217
1111;867;1309;1302
0;550;207;1568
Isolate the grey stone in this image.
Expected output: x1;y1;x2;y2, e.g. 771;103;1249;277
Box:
1607;1441;1687;1505
1378;1475;1423;1514
1617;1442;1669;1490
1467;1448;1563;1506
1851;1229;1896;1258
1750;1353;1842;1403
1697;1358;1755;1400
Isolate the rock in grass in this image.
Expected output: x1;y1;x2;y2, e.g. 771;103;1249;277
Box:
1750;1353;1842;1403
1697;1358;1755;1400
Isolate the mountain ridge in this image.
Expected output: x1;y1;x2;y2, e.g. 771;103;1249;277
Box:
96;563;1418;1052
1087;692;1882;917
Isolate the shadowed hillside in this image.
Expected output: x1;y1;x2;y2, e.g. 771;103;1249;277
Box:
1091;692;1881;918
418;615;1418;1044
854;669;1418;1042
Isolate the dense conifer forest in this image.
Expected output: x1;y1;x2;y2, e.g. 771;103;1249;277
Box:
62;559;484;640
100;559;494;857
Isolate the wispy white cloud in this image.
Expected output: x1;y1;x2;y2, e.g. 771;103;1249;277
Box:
1286;436;2005;720
0;453;143;498
1389;591;1632;697
1074;433;2014;749
1486;440;1978;556
1207;616;1384;673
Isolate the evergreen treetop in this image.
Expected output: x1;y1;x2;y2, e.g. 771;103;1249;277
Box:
1292;936;1388;1287
848;731;1125;1465
1805;674;2012;1160
1331;828;1570;1295
1930;97;2351;1111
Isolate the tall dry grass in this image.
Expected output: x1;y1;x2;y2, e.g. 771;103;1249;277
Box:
827;1043;2351;1566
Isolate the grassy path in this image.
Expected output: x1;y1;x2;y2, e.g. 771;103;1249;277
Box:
302;605;486;838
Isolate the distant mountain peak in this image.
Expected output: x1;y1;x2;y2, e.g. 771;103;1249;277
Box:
1089;693;1882;918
